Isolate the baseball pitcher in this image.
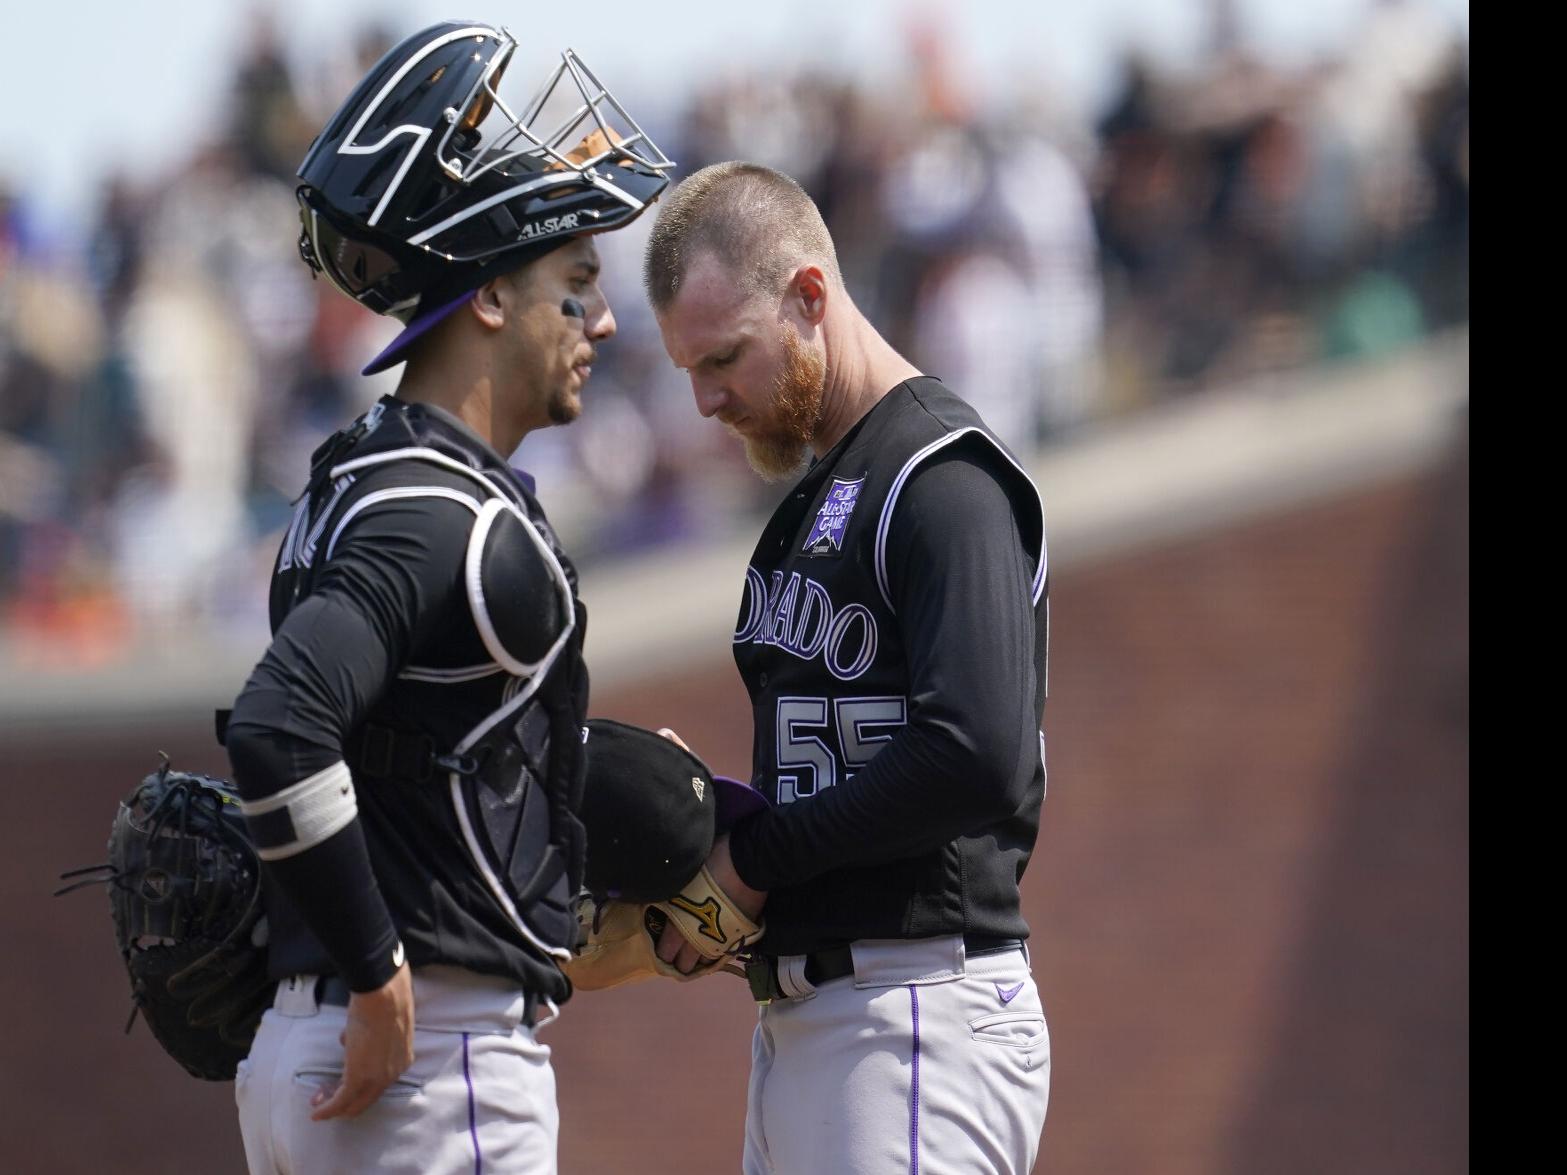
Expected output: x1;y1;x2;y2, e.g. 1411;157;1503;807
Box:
645;162;1052;1174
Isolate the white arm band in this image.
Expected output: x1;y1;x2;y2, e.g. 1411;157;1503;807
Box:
238;761;359;862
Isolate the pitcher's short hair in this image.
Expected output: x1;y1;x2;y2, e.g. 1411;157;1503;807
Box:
644;161;841;311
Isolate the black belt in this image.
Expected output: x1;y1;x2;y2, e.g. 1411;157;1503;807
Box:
746;934;1023;1003
315;976;356;1007
313;976;542;1028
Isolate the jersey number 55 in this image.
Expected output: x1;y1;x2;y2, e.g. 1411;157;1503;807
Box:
774;695;907;804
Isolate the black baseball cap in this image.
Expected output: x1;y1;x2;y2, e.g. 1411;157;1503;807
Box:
579;718;768;903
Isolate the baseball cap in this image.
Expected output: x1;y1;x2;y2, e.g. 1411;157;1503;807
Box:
360;234;577;376
579;718;769;902
360;289;475;376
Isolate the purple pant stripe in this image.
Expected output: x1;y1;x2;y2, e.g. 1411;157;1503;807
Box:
463;1032;482;1175
909;985;921;1175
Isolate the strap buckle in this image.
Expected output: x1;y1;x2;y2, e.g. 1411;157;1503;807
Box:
359;724;442;782
746;957;780;1004
435;750;483;777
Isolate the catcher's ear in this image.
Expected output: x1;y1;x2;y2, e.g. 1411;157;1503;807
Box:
469;282;507;330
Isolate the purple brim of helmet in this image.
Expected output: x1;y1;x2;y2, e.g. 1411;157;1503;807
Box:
713;775;770;833
361;290;474;375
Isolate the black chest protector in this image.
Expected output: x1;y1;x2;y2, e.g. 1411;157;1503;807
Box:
271;398;589;987
734;379;1048;952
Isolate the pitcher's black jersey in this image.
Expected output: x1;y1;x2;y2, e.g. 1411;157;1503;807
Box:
727;378;1049;957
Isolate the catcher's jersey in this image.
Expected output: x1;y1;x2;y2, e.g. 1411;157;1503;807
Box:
233;397;588;1004
729;378;1048;957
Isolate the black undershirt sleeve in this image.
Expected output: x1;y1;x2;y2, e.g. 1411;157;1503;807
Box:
728;443;1039;891
226;492;474;991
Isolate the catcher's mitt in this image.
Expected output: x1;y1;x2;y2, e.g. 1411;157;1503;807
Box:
56;758;273;1081
563;864;765;991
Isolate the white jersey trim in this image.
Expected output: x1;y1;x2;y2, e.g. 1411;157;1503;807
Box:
279;473;358;573
331;446;506;498
398;662;504;683
301;474;359;567
1039;730;1048;802
323;485;482;562
873;427;1047;614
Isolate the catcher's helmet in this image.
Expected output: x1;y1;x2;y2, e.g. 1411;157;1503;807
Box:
295;22;673;373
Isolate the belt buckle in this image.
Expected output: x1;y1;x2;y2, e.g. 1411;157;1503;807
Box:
745;957;780;1004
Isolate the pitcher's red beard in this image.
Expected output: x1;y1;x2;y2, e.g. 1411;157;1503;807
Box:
739;326;826;481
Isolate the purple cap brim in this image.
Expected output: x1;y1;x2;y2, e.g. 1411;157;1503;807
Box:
713;775;770;832
361;290;474;376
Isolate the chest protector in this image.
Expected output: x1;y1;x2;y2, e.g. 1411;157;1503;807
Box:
273;398;588;966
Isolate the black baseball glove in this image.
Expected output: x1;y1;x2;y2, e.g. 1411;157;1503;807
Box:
57;758;273;1081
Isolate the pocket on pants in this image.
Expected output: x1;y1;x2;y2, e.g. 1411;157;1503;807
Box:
968;1011;1049;1050
292;1068;424;1100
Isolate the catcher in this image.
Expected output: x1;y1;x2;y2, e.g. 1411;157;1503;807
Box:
213;27;670;1170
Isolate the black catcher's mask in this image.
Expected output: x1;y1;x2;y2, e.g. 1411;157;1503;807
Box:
295;23;672;326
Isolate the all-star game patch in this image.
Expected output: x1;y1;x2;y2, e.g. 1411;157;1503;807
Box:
803;476;865;556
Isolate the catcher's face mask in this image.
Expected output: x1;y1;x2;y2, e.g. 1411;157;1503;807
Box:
429;41;672;201
296;26;673;369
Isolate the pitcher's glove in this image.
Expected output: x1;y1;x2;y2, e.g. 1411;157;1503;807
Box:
56;758;272;1081
562;864;764;991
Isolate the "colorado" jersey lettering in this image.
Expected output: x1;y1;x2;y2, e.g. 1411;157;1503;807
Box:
734;567;878;682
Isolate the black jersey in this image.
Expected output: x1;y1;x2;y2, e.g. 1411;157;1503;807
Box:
727;378;1048;957
226;397;589;1003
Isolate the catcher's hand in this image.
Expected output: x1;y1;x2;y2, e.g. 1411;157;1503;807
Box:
562;862;765;991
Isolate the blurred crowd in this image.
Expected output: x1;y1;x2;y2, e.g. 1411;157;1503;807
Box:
0;2;1467;665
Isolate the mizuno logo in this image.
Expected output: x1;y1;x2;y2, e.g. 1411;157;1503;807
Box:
667;893;725;943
